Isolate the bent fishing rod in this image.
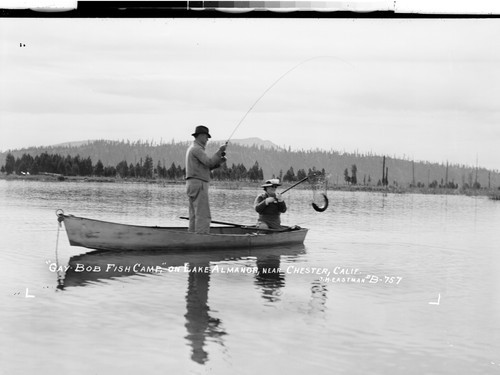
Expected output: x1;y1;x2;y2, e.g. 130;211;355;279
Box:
225;59;312;146
223;55;353;147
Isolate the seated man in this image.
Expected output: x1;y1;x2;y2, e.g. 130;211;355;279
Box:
254;179;287;229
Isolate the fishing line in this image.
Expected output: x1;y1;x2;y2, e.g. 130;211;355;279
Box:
225;55;353;145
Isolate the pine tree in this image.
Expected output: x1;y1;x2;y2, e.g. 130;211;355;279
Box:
351;164;358;185
5;153;15;175
95;160;104;176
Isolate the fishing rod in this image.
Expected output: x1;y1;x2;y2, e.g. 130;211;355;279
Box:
224;56;349;147
225;58;313;145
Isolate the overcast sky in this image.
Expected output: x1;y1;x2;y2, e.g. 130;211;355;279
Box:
1;17;499;170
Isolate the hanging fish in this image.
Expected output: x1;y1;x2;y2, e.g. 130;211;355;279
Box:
312;193;329;212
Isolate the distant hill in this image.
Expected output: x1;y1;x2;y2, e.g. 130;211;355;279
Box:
222;138;280;150
1;138;499;188
51;140;96;148
49;137;280;150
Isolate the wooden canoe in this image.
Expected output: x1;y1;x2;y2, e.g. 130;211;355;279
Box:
58;213;308;252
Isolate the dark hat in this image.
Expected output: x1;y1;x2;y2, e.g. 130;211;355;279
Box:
192;125;211;138
261;178;281;188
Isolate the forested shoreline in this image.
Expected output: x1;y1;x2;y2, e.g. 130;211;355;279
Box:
1;139;499;193
0;151;322;184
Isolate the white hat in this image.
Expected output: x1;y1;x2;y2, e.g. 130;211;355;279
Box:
261;178;281;188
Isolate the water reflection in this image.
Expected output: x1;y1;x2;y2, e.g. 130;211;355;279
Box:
59;245;305;364
309;280;328;315
254;255;286;303
184;261;226;364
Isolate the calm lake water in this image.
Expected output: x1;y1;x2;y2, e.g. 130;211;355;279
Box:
1;179;499;374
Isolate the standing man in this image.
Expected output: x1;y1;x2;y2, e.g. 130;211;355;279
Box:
185;125;227;234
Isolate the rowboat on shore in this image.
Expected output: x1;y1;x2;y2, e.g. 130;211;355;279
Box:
57;211;308;252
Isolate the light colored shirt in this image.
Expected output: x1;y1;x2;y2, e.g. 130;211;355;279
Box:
185;140;223;182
